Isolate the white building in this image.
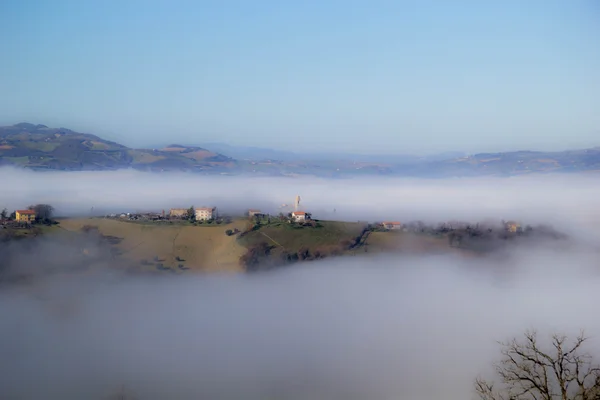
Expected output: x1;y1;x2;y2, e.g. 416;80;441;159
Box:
195;207;216;221
382;221;402;230
291;211;308;222
248;209;262;217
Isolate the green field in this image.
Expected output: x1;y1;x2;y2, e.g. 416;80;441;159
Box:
5;156;29;164
21;141;61;152
238;220;366;254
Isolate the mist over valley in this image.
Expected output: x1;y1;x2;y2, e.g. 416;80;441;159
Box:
1;168;599;399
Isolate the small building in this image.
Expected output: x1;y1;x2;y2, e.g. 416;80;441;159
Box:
505;221;521;233
291;211;309;222
248;209;262;217
169;208;188;218
15;209;36;222
195;207;216;221
382;221;402;230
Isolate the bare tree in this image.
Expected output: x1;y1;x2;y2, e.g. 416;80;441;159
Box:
475;330;600;400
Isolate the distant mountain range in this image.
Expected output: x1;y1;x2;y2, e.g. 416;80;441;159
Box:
1;123;599;177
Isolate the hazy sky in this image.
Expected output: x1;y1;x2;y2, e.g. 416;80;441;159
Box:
1;0;599;154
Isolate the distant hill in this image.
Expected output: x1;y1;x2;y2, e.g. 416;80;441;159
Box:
397;148;600;177
199;142;466;164
1;123;598;176
0;123;237;172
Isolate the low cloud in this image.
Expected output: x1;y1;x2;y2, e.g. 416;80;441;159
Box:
1;249;599;399
1;167;599;399
1;167;599;229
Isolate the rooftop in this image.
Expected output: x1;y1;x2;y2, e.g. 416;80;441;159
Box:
292;211;306;215
16;209;36;215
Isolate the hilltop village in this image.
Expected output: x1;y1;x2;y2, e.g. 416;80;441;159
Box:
104;206;314;225
1;200;530;237
0;199;569;278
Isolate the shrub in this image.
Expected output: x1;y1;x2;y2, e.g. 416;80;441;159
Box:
297;247;310;260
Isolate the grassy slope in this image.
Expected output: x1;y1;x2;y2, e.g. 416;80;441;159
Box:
238;220;366;254
0;224;63;241
58;218;248;272
364;231;468;256
238;220;469;262
60;219;471;272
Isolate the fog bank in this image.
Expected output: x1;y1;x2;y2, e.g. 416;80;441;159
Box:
2;168;599;233
2;167;600;399
1;248;599;399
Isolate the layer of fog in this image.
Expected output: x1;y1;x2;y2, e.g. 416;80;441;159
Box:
2;167;600;240
1;246;600;399
2;167;600;398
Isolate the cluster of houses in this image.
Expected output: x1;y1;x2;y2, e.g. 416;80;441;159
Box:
169;207;217;221
101;204;524;234
105;206;219;222
248;208;312;223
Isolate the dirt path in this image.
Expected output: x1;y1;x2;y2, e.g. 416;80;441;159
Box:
260;231;285;248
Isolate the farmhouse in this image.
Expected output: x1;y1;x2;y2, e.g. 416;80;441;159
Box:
505;221;521;233
169;208;188;218
195;207;216;221
15;209;36;222
291;211;309;222
382;221;402;230
248;209;262;217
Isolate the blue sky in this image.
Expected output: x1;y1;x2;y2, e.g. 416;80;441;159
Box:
0;0;598;154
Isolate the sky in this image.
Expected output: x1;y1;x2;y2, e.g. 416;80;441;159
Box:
0;0;599;155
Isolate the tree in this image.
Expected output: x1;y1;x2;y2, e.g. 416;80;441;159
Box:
475;330;600;400
186;206;195;221
0;208;7;220
28;204;54;222
297;247;310;260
